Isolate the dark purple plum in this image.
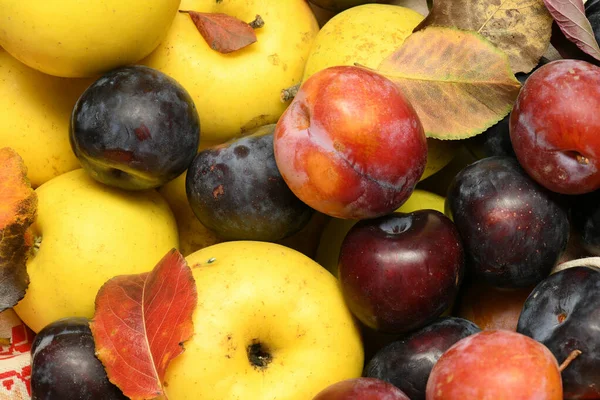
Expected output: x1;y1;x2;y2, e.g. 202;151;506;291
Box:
517;266;600;399
31;317;126;400
570;190;600;255
364;317;481;400
70;65;199;190
186;124;314;241
338;210;464;334
445;156;569;288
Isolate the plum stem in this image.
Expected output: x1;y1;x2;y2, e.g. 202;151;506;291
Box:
281;84;300;102
576;154;590;165
559;349;582;372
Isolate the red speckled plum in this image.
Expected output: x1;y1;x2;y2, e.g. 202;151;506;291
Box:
510;60;600;194
274;66;427;219
426;330;563;400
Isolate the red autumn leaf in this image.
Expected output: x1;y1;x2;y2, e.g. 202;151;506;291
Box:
90;249;197;400
182;11;258;54
0;147;36;312
544;0;600;61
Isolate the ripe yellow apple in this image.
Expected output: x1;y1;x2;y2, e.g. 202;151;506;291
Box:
143;0;319;145
13;169;179;333
0;49;90;188
0;0;180;77
301;3;459;181
165;241;364;400
315;189;446;276
302;4;424;80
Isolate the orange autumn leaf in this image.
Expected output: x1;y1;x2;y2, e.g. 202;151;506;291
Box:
181;11;258;54
0;147;36;312
378;27;522;140
90;249;197;400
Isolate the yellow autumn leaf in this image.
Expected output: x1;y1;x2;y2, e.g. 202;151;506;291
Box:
378;26;522;140
415;0;553;74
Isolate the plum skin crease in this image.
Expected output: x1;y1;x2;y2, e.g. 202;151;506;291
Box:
274;65;428;220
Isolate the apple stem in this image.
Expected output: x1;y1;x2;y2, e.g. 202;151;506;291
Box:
281;84;300;102
559;349;582;372
249;15;264;29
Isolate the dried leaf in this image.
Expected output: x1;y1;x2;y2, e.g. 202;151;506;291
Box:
378;27;521;140
181;11;257;54
90;249;197;400
544;0;600;60
0;148;36;312
416;0;553;73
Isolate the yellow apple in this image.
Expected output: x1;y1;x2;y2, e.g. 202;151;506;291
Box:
302;4;424;80
13;169;179;333
315;189;446;276
0;0;180;77
165;241;364;400
0;49;91;188
301;3;458;181
143;0;319;145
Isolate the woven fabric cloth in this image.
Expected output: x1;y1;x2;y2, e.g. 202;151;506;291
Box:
0;309;33;400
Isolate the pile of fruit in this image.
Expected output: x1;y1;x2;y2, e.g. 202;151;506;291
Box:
1;0;600;399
